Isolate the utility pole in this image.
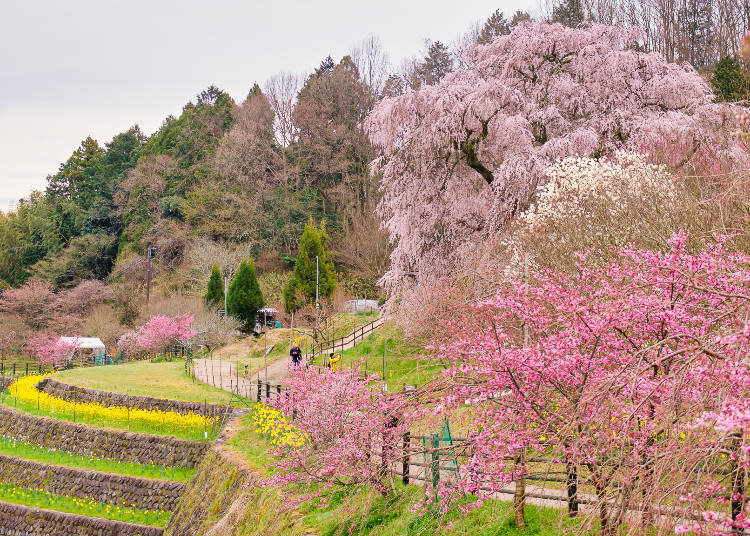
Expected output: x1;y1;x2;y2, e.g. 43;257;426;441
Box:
223;276;228;316
263;309;267;363
382;332;387;385
315;255;320;341
146;247;156;304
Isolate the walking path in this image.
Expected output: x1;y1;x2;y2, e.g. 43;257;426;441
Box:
193;314;385;397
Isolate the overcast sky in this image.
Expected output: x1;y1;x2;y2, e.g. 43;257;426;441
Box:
0;0;529;212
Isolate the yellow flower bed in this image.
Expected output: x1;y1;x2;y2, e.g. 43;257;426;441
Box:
251;404;306;448
7;375;210;436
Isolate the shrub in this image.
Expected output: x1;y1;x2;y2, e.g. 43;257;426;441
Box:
227;259;264;333
204;263;224;308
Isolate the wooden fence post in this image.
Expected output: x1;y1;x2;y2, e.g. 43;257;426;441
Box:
402;432;410;485
431;434;440;489
731;431;746;528
256;379;261;403
567;462;579;517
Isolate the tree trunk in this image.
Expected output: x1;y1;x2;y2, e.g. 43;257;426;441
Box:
514;451;526;530
731;430;747;533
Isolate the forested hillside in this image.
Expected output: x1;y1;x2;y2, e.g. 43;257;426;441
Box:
1;3;748;351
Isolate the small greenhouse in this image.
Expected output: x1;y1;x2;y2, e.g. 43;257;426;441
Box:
58;337;107;367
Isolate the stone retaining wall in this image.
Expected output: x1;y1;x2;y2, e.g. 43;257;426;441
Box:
0;500;163;536
0;406;209;468
42;378;228;418
0;454;185;511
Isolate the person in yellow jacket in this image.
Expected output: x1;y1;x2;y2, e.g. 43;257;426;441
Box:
330;352;342;372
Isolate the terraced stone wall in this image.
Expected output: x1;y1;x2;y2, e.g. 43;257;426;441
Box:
0;501;163;536
42;378;228;418
0;406;209;468
0;454;185;510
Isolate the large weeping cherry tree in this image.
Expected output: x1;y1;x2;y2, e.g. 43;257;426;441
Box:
365;22;748;291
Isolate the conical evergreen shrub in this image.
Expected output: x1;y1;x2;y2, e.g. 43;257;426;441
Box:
204;263;224;307
227;259;264;333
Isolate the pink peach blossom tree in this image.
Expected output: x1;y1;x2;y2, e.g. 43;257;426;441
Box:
117;314;195;358
433;232;749;534
266;364;414;499
26;335;80;367
136;313;195;353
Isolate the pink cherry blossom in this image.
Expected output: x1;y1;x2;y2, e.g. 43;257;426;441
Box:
365;23;749;292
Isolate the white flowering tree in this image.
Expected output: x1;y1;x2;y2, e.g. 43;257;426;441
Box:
506;152;688;272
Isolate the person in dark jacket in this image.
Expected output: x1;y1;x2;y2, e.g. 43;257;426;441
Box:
290;343;302;366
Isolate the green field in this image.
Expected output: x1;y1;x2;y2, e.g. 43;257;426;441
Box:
0;435;196;481
55;360;234;405
0;482;169;527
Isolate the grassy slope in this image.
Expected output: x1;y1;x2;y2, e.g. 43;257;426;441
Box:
55;360;233;405
226;412;586;536
327;321;443;389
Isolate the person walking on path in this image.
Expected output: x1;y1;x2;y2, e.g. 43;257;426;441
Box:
290;340;302;366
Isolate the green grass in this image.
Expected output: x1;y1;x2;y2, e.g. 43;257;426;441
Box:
311;321;441;389
54;360;234;405
0;435;196;481
0;482;170;527
227;412;274;471
302;485;587;536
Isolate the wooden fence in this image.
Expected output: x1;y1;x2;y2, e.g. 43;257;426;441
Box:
307;316;384;364
248;378;747;528
0;362;52;378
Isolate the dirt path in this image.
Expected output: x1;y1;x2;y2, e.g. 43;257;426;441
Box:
195;315;385;396
193;359;256;398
